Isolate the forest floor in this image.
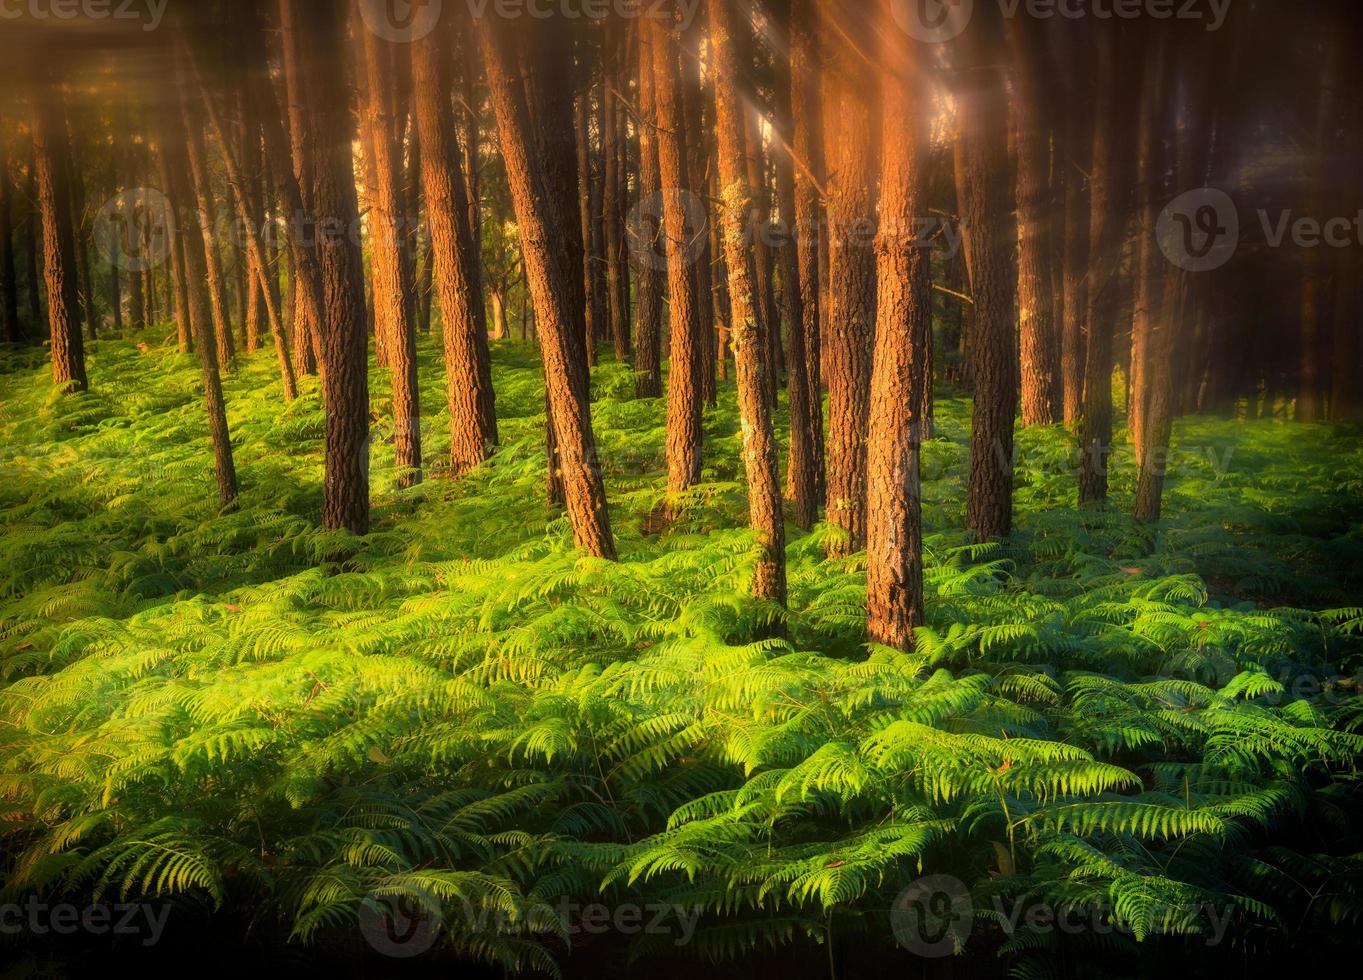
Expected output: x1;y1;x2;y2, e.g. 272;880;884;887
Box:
1;332;1361;979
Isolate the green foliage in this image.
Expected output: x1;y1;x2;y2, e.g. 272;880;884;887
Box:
1;332;1361;975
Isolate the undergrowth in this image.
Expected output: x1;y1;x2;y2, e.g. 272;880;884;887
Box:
1;330;1361;978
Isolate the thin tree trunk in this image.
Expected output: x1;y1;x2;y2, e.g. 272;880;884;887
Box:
1297;34;1339;423
633;21;664;400
157;107;237;508
0;144;18;343
180;38;297;402
771;0;818;531
710;0;786;607
478;13;616;560
791;0;826;505
181;88;236;374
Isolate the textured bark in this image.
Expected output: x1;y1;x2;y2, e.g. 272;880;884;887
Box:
679;20;717;408
954;23;1018;542
29;64;87;392
821;2;877;557
866;1;930;650
745;106;779;408
306;0;370;535
1010;20;1060;427
361;28;422;489
1078;28;1136;504
157;109;237;508
0;145;18;343
632;23;664;400
771;0;818;531
182;39;298;402
456;23;489;349
711;0;786;607
1330;243;1360;421
414;19;498;476
791;0;826;504
652;15;704;500
478;14;616;559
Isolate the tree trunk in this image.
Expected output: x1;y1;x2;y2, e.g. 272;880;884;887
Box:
360;28;422;489
821;3;877;557
710;0;786;607
954;22;1018;542
180;38;298;402
680;19;717;408
652;15;704;504
632;21;664;400
771;0;818;531
1078;27;1136;504
1059;39;1092;428
1297;34;1339;423
0;144;18;343
1129;34;1167;468
790;0;826;506
413;18;498;476
276;0;324;377
1010;19;1060;427
307;1;370;535
866;0;931;650
576;66;606;371
67;141;96;340
602;22;631;362
157;106;237;508
24;148;45;336
478;13;616;560
29;62;88;392
181;90;236;374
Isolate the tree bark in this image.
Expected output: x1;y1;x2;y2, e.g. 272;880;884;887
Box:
413;17;499;476
771;0;818;531
360;27;422;488
1010;19;1060;427
306;0;370;535
181;90;236;374
632;21;664;400
602;21;631;361
954;22;1018;542
652;15;704;503
821;2;877;557
478;13;616;560
710;0;786;607
866;0;931;650
29;61;87;392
